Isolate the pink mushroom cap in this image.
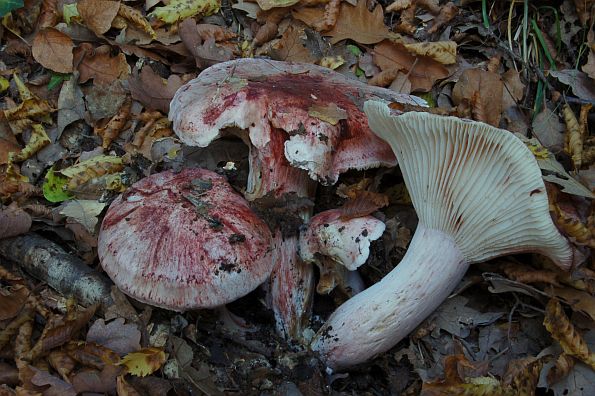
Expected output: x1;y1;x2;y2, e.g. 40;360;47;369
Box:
169;58;427;186
98;168;274;311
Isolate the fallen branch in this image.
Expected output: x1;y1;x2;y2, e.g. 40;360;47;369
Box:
0;234;113;308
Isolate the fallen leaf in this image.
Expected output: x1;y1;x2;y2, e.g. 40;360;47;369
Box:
532;107;565;153
0;202;32;239
59;200;107;233
452;68;503;126
308;103;347;125
270;24;317;63
77;0;121;36
129;67;183;113
544;299;595;369
10;124;50;162
550;69;595;102
32;28;74;73
87;318;141;356
72;364;122;394
43;166;74;203
256;0;299;11
501;69;525;110
148;0;220;24
75;44;130;84
403;41;457;65
373;40;449;92
582;49;595;79
120;347;167;377
117;375;141;396
56;76;85;137
0;282;29;320
30;367;76;396
325;0;390;44
550;288;595;322
27;304;98;360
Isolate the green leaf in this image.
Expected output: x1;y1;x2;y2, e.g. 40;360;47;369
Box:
43;167;74;203
346;44;362;57
0;0;23;17
48;74;68;91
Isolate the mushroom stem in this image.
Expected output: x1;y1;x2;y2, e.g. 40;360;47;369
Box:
311;224;469;369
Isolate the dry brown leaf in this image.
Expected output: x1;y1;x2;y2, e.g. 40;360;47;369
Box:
339;191;389;220
254;21;279;46
313;0;341;31
270;24;317;63
452;68;503;126
551;200;594;248
550;287;595;322
95;98;132;148
66;341;121;369
86;318;141;356
583;49;595;79
75;44;130;85
0;284;29;321
0;307;34;351
386;0;412;13
29;367;76;396
71;364;122;394
48;350;76;381
547;353;575;385
403;41;457;64
38;0;60;29
395;5;416;34
117;375;141;396
3;75;53;135
27;304;98;361
117;4;156;39
77;0;121;36
128;67;183;113
368;68;399;87
562;104;582;169
501;69;525;110
427;2;458;34
501;262;560;286
543;299;595;370
373;40;449;92
31;28;73;74
0;203;32;240
325;0;390;44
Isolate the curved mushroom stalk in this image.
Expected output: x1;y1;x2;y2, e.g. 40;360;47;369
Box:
313;225;468;365
311;101;578;369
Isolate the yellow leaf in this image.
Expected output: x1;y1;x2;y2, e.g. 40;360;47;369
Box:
318;55;345;70
149;0;220;24
10;124;51;162
119;347;167;377
59;155;124;192
562;104;582;169
543;299;595;370
0;76;9;93
403;41;457;65
118;4;156;39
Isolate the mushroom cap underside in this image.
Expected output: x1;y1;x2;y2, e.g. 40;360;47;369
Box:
364;100;575;269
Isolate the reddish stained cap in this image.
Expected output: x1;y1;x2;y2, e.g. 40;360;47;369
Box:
170;59;427;186
98;168;274;311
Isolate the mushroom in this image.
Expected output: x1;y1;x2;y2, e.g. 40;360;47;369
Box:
98;168;273;311
169;58;426;340
299;209;385;295
310;101;578;369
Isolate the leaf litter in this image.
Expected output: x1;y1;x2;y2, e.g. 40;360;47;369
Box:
0;0;594;394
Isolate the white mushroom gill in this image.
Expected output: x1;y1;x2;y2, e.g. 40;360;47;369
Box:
310;100;576;369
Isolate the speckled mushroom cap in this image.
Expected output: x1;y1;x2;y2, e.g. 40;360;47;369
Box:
299;209;385;271
98;168;273;311
364;101;576;269
169;58;427;186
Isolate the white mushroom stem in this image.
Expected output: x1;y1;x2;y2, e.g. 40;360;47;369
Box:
311;224;469;369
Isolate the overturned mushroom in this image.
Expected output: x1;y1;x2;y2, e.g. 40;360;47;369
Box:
299;209;385;295
169;58;425;340
98;168;273;311
311;101;579;369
